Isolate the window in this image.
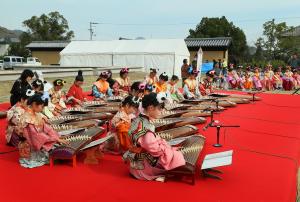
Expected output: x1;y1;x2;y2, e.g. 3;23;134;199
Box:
28;58;33;62
12;58;16;62
16;58;21;62
3;57;10;62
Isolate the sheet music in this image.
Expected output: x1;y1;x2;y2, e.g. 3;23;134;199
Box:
201;150;233;170
80;135;113;151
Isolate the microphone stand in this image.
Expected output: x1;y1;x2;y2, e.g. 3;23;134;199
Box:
210;124;240;147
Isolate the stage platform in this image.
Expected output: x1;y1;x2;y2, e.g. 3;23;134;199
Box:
0;92;299;202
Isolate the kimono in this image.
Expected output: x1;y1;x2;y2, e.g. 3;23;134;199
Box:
123;114;185;180
227;71;242;89
145;76;158;85
166;82;184;103
92;80;113;99
66;84;86;106
155;82;168;93
6;103;26;147
282;72;294;90
19;109;60;168
48;88;67;111
242;73;253;90
115;77;131;93
199;78;214;96
273;73;283;89
262;71;274;91
10;79;32;106
293;73;300;88
252;72;263;90
104;110;133;153
183;78;200;98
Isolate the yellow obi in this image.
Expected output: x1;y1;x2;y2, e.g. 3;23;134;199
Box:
184;79;197;93
155;82;167;93
93;80;109;94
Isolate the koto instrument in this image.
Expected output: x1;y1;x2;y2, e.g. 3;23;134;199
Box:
0;111;7;119
158;110;188;119
82;101;107;108
167;135;206;185
167;117;206;128
179;110;211;118
86;106;119;114
219;97;250;104
157;125;198;141
201;100;237;108
60;111;113;120
165;103;192;111
210;92;261;101
50;127;105;167
189;104;225;111
51;120;99;132
49;115;79;125
181;97;216;104
152;117;206;132
106;96;124;102
62;107;93;115
151;119;182;132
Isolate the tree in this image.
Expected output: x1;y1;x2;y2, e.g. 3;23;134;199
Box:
260;19;295;61
187;16;247;62
8;11;74;57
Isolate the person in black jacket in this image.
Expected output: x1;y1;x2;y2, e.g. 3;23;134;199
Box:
10;69;34;106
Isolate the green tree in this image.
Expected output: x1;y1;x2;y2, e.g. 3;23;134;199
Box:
9;11;74;57
187;16;247;62
260;19;295;60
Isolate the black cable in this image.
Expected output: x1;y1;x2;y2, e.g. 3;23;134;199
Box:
0;149;18;155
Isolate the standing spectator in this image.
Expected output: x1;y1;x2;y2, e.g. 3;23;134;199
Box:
10;69;34;106
181;59;189;86
288;53;300;70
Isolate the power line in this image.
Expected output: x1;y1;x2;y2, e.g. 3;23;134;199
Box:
96;16;300;27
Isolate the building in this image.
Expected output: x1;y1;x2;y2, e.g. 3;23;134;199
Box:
26;41;70;65
185;37;232;64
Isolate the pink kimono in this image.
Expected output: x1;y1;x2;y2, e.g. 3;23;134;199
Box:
124;114;185;180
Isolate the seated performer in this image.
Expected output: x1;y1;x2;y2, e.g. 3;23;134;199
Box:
273;69;283;90
242;67;253;90
167;75;184;103
145;68;159;85
103;95;139;154
107;70;120;95
293;69;300;89
92;71;113;100
183;67;201;99
199;70;215;96
130;81;142;97
282;66;294;91
66;70;87;106
252;67;263;90
6;89;34;147
262;66;274;91
123;93;185;182
155;72;168;93
226;68;242;89
48;79;67;115
10;69;34;106
19;93;68;168
115;67;131;94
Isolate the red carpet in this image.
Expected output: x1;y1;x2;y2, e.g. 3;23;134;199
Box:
0;93;300;202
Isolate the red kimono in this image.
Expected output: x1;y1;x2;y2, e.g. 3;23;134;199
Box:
66;84;86;106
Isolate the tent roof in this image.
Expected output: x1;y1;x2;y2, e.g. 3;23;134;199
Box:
60;39;189;56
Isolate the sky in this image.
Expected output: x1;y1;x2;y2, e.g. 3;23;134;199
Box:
1;0;300;45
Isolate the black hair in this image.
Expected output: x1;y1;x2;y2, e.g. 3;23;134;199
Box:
142;92;164;109
20;89;32;101
183;59;188;64
75;70;84;82
131;81;141;92
145;84;155;92
20;69;34;82
159;72;168;81
150;68;157;74
122;95;140;108
171;75;179;81
32;79;44;91
27;93;48;106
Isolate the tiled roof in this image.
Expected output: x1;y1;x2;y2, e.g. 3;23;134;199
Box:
26;41;70;49
185;37;232;48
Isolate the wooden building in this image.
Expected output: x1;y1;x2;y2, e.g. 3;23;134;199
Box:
26;41;70;65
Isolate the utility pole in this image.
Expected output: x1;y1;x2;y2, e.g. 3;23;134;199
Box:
88;22;99;40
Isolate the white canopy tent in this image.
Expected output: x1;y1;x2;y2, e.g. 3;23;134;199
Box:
59;39;190;77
